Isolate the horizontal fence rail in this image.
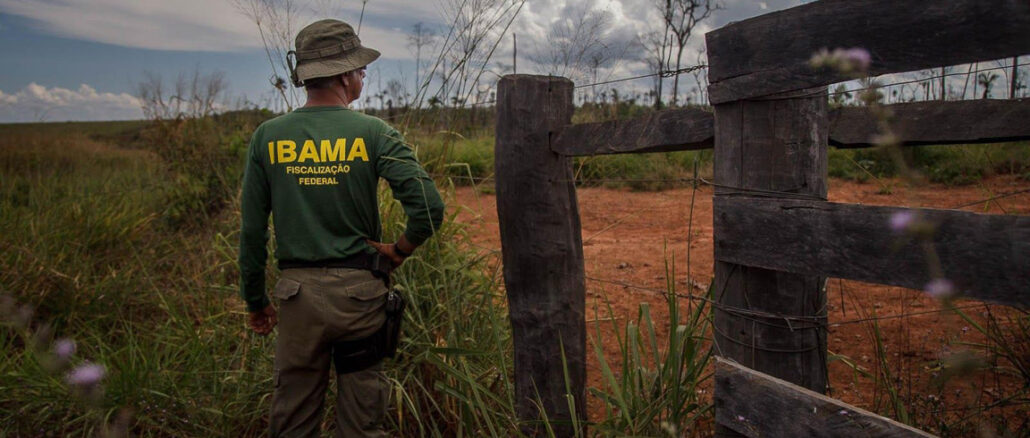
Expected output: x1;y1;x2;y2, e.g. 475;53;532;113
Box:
829;98;1030;148
715;358;936;438
713;196;1030;308
705;0;1030;103
551;99;1030;156
550;108;714;155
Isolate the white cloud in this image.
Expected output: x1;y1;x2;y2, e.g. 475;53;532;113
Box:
0;0;442;56
0;0;258;51
0;0;807;108
0;83;142;122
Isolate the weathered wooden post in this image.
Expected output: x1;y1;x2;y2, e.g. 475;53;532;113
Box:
495;74;586;436
711;90;829;434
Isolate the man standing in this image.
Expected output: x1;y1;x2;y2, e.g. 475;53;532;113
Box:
238;19;444;437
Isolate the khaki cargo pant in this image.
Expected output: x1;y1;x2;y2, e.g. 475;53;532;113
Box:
270;267;389;438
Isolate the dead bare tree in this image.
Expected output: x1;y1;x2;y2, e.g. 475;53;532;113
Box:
639;29;671;108
657;0;716;106
432;0;525;108
138;69;227;120
138;71;170;121
531;5;614;84
690;45;709;104
407;22;437;99
385;78;406;108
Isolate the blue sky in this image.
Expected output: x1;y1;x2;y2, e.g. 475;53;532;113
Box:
0;0;805;123
0;12;270;98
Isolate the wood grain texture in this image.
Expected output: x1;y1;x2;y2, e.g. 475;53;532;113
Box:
714;196;1030;307
829;98;1030;148
712;89;829;438
706;0;1030;103
494;75;585;436
547;98;1030;158
715;358;936;437
550;108;713;156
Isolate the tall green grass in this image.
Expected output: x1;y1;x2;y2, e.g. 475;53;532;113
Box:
0;122;274;436
829;142;1030;185
0;118;510;436
589;263;713;437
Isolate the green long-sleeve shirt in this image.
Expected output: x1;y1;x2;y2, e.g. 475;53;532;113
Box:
238;106;444;312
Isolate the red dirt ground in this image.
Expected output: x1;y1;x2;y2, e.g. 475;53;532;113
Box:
452;175;1030;435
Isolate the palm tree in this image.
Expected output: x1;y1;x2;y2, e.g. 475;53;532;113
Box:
977;72;999;99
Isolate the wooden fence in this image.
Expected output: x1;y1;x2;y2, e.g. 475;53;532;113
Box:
493;0;1030;436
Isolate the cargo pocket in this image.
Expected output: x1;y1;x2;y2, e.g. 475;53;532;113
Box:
344;277;388;302
272;278;301;301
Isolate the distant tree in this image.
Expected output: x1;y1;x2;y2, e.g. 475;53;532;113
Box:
689;46;709;104
977;72;999;99
435;0;525;108
639;30;671;109
1009;56;1019;98
138;69;227;120
828;84;851;108
532;4;616;84
407;22;437;101
657;0;717;106
386;78;407;108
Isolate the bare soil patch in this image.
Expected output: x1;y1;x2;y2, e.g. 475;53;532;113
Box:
452;175;1030;432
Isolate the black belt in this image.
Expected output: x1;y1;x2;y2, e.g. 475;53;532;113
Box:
277;252;393;279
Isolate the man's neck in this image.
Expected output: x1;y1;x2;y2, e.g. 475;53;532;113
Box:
303;88;351;108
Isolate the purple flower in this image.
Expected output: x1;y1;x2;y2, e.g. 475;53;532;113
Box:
838;409;849;416
842;48;871;70
925;278;955;299
66;363;105;387
53;338;76;360
890;210;915;232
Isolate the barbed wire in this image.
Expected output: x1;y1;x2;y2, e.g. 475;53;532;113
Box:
434;170;1028;218
750;60;1030;102
950;187;1030;210
586;274;986;330
573;65;708;90
827;60;1030;99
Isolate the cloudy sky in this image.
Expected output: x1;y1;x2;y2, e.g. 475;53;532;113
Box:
0;0;808;122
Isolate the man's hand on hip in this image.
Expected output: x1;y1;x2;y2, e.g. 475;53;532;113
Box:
248;304;278;335
366;237;414;267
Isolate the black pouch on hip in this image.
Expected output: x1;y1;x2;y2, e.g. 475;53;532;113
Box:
333;286;406;374
381;286;406;358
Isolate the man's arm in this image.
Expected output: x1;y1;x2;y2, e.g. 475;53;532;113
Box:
372;125;445;262
239;129;277;333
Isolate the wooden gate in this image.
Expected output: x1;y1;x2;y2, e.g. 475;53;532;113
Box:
494;0;1030;435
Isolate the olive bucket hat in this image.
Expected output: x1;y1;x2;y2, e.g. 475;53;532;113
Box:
288;19;381;87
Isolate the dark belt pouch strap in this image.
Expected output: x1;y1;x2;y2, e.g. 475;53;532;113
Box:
333;287;406;375
278;252;394;279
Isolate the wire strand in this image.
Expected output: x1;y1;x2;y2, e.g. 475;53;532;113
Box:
950;187;1030;210
829;61;1030;98
573;65;708;90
